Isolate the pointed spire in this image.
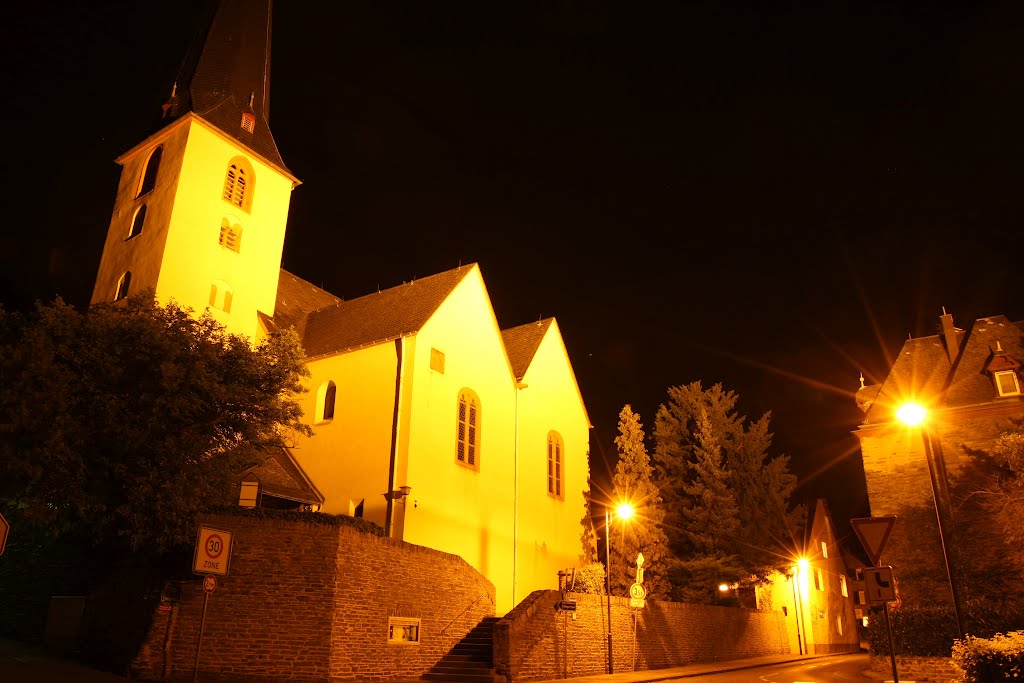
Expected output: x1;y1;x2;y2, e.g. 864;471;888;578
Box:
163;0;288;171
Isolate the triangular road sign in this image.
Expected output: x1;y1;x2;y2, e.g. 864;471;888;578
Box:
850;516;896;566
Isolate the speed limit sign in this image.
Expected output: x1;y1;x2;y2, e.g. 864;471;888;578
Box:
193;526;233;576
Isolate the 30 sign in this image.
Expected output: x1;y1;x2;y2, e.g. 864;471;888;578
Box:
193;526;233;576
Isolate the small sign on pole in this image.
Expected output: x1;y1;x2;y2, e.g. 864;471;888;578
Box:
193;526;233;576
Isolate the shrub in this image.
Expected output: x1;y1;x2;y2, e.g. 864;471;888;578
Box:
951;630;1024;682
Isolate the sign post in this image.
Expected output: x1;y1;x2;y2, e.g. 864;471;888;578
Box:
192;526;233;682
851;518;900;683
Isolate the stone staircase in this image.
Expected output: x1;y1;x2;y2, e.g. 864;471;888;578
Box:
423;616;499;683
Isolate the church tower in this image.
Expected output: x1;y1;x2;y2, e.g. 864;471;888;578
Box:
91;0;296;341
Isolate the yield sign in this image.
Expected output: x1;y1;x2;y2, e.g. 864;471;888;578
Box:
850;516;896;566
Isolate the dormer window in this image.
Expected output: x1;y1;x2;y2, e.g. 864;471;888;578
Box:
985;342;1021;398
995;370;1021;397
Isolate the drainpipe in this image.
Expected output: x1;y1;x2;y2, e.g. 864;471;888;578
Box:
512;380;527;605
385;337;405;537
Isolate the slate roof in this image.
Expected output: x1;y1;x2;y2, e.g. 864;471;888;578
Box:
502;319;553;381
161;0;289;172
271;264;476;359
245;447;324;505
861;315;1024;425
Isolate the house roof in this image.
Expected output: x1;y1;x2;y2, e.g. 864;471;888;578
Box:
860;314;1024;425
272;264;476;359
244;447;324;505
160;0;288;172
502;318;553;381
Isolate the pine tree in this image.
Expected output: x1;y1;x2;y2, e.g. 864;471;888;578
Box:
653;381;804;603
607;405;671;599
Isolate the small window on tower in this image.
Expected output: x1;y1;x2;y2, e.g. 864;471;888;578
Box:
114;271;131;301
219;220;242;252
128;205;147;239
241;112;256;133
137;146;162;198
209;280;233;313
223;157;254;212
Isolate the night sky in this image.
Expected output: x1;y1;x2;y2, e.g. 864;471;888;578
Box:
4;1;1023;545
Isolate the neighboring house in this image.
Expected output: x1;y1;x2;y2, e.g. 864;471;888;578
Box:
756;499;860;655
854;310;1024;608
87;0;591;615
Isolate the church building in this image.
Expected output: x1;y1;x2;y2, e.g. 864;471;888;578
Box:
88;0;591;615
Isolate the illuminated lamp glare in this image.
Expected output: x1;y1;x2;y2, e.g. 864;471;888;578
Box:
616;503;635;520
896;402;927;426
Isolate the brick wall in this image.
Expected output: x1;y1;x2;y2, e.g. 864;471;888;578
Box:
869;654;958;683
133;513;495;682
493;591;792;682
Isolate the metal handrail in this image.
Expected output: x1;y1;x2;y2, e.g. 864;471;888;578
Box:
438;591;494;636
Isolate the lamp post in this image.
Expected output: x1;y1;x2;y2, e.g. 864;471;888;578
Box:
793;558;809;655
896;403;964;639
604;502;634;674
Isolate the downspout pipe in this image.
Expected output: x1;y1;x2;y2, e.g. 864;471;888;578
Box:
385;337;405;537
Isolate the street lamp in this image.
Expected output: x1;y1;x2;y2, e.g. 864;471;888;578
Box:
792;558;809;655
604;501;634;674
896;402;964;639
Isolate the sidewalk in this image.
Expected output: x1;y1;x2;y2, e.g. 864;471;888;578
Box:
1;638;876;683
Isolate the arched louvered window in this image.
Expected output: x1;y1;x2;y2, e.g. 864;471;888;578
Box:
547;431;564;498
223;157;254;212
218;218;242;252
315;380;337;424
456;389;481;469
137;146;162;197
128;205;147;239
114;271;131;301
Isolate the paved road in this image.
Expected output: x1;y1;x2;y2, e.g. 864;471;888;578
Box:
667;653;873;682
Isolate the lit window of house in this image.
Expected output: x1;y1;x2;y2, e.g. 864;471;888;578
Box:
239;476;259;508
457;389;480;468
840;574;848;597
814;568;824;591
547;431;563;498
994;370;1020;397
821;541;828;559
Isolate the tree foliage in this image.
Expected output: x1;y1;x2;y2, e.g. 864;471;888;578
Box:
988;426;1024;567
608;405;671;598
652;381;804;602
0;295;311;555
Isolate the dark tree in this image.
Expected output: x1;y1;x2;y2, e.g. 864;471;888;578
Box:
0;295;311;555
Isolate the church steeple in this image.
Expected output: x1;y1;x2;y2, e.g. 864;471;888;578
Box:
91;0;295;342
162;0;288;172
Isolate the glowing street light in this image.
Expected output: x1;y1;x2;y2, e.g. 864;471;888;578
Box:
896;402;963;639
792;558;809;655
604;501;634;674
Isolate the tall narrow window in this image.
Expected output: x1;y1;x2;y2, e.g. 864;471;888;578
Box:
128;205;147;239
547;431;564;498
223;157;254;212
239;476;259;508
456;389;481;468
137;146;162;197
315;380;336;424
114;271;131;301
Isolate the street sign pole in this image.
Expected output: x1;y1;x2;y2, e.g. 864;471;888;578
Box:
882;602;899;683
193;591;210;683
